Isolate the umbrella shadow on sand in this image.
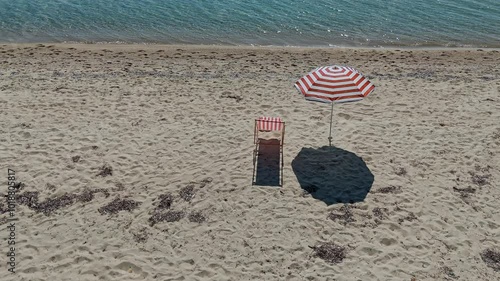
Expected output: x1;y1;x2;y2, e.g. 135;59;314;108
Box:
292;146;374;205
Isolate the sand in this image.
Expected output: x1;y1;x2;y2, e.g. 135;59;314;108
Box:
1;43;499;281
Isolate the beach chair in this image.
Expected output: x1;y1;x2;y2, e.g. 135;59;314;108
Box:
252;117;285;186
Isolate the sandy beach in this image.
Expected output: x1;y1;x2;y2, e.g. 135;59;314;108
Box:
1;44;499;280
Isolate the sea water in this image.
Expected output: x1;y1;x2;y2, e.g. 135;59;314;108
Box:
0;0;499;47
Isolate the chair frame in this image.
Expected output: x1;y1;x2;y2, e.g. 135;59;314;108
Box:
252;118;285;186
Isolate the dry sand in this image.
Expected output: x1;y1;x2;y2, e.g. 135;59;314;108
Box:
1;43;499;280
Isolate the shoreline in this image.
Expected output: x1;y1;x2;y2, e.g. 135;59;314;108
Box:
2;42;500;52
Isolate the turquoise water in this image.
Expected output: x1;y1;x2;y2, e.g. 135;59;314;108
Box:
0;0;499;47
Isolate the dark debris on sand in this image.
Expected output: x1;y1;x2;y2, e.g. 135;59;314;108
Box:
149;211;185;226
147;178;212;226
78;190;94;203
156;193;174;210
328;204;355;225
17;189;110;215
452;186;476;198
310;242;346;264
375;186;401;194
398;212;418;224
481;249;500;271
71;155;81;163
17;191;40;209
17;192;76;216
179;185;196;202
468;165;492;186
188;211;206;223
36;194;77;215
372;207;388;220
469;172;490;186
97;164;113;177
98;198;140;215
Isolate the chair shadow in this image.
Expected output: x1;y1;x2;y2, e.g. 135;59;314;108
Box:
253;139;282;187
291;146;374;205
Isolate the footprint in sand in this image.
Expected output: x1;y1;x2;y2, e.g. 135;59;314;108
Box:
380;237;398;246
338;113;352;120
114;261;148;278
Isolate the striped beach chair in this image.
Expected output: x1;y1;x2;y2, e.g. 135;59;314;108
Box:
253;117;285;186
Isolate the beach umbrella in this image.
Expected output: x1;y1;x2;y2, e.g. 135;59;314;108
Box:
294;66;375;146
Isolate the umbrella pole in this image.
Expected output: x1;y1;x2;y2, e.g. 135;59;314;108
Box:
328;102;334;146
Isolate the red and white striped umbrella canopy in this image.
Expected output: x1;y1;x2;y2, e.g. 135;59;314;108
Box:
295;65;375;103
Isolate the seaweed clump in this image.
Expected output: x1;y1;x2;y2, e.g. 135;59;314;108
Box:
157;193;174;209
188;211;206;223
469;165;491;186
17;189;110;215
98;198;140;215
372;207;388;220
16;191;76;215
147;178;212;226
310;242;346;264
375;186;401;194
179;185;196;202
470;173;490;186
149;211;185;226
17;191;40;209
97;164;113;177
36;194;77;215
148;193;181;226
480;248;500;271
